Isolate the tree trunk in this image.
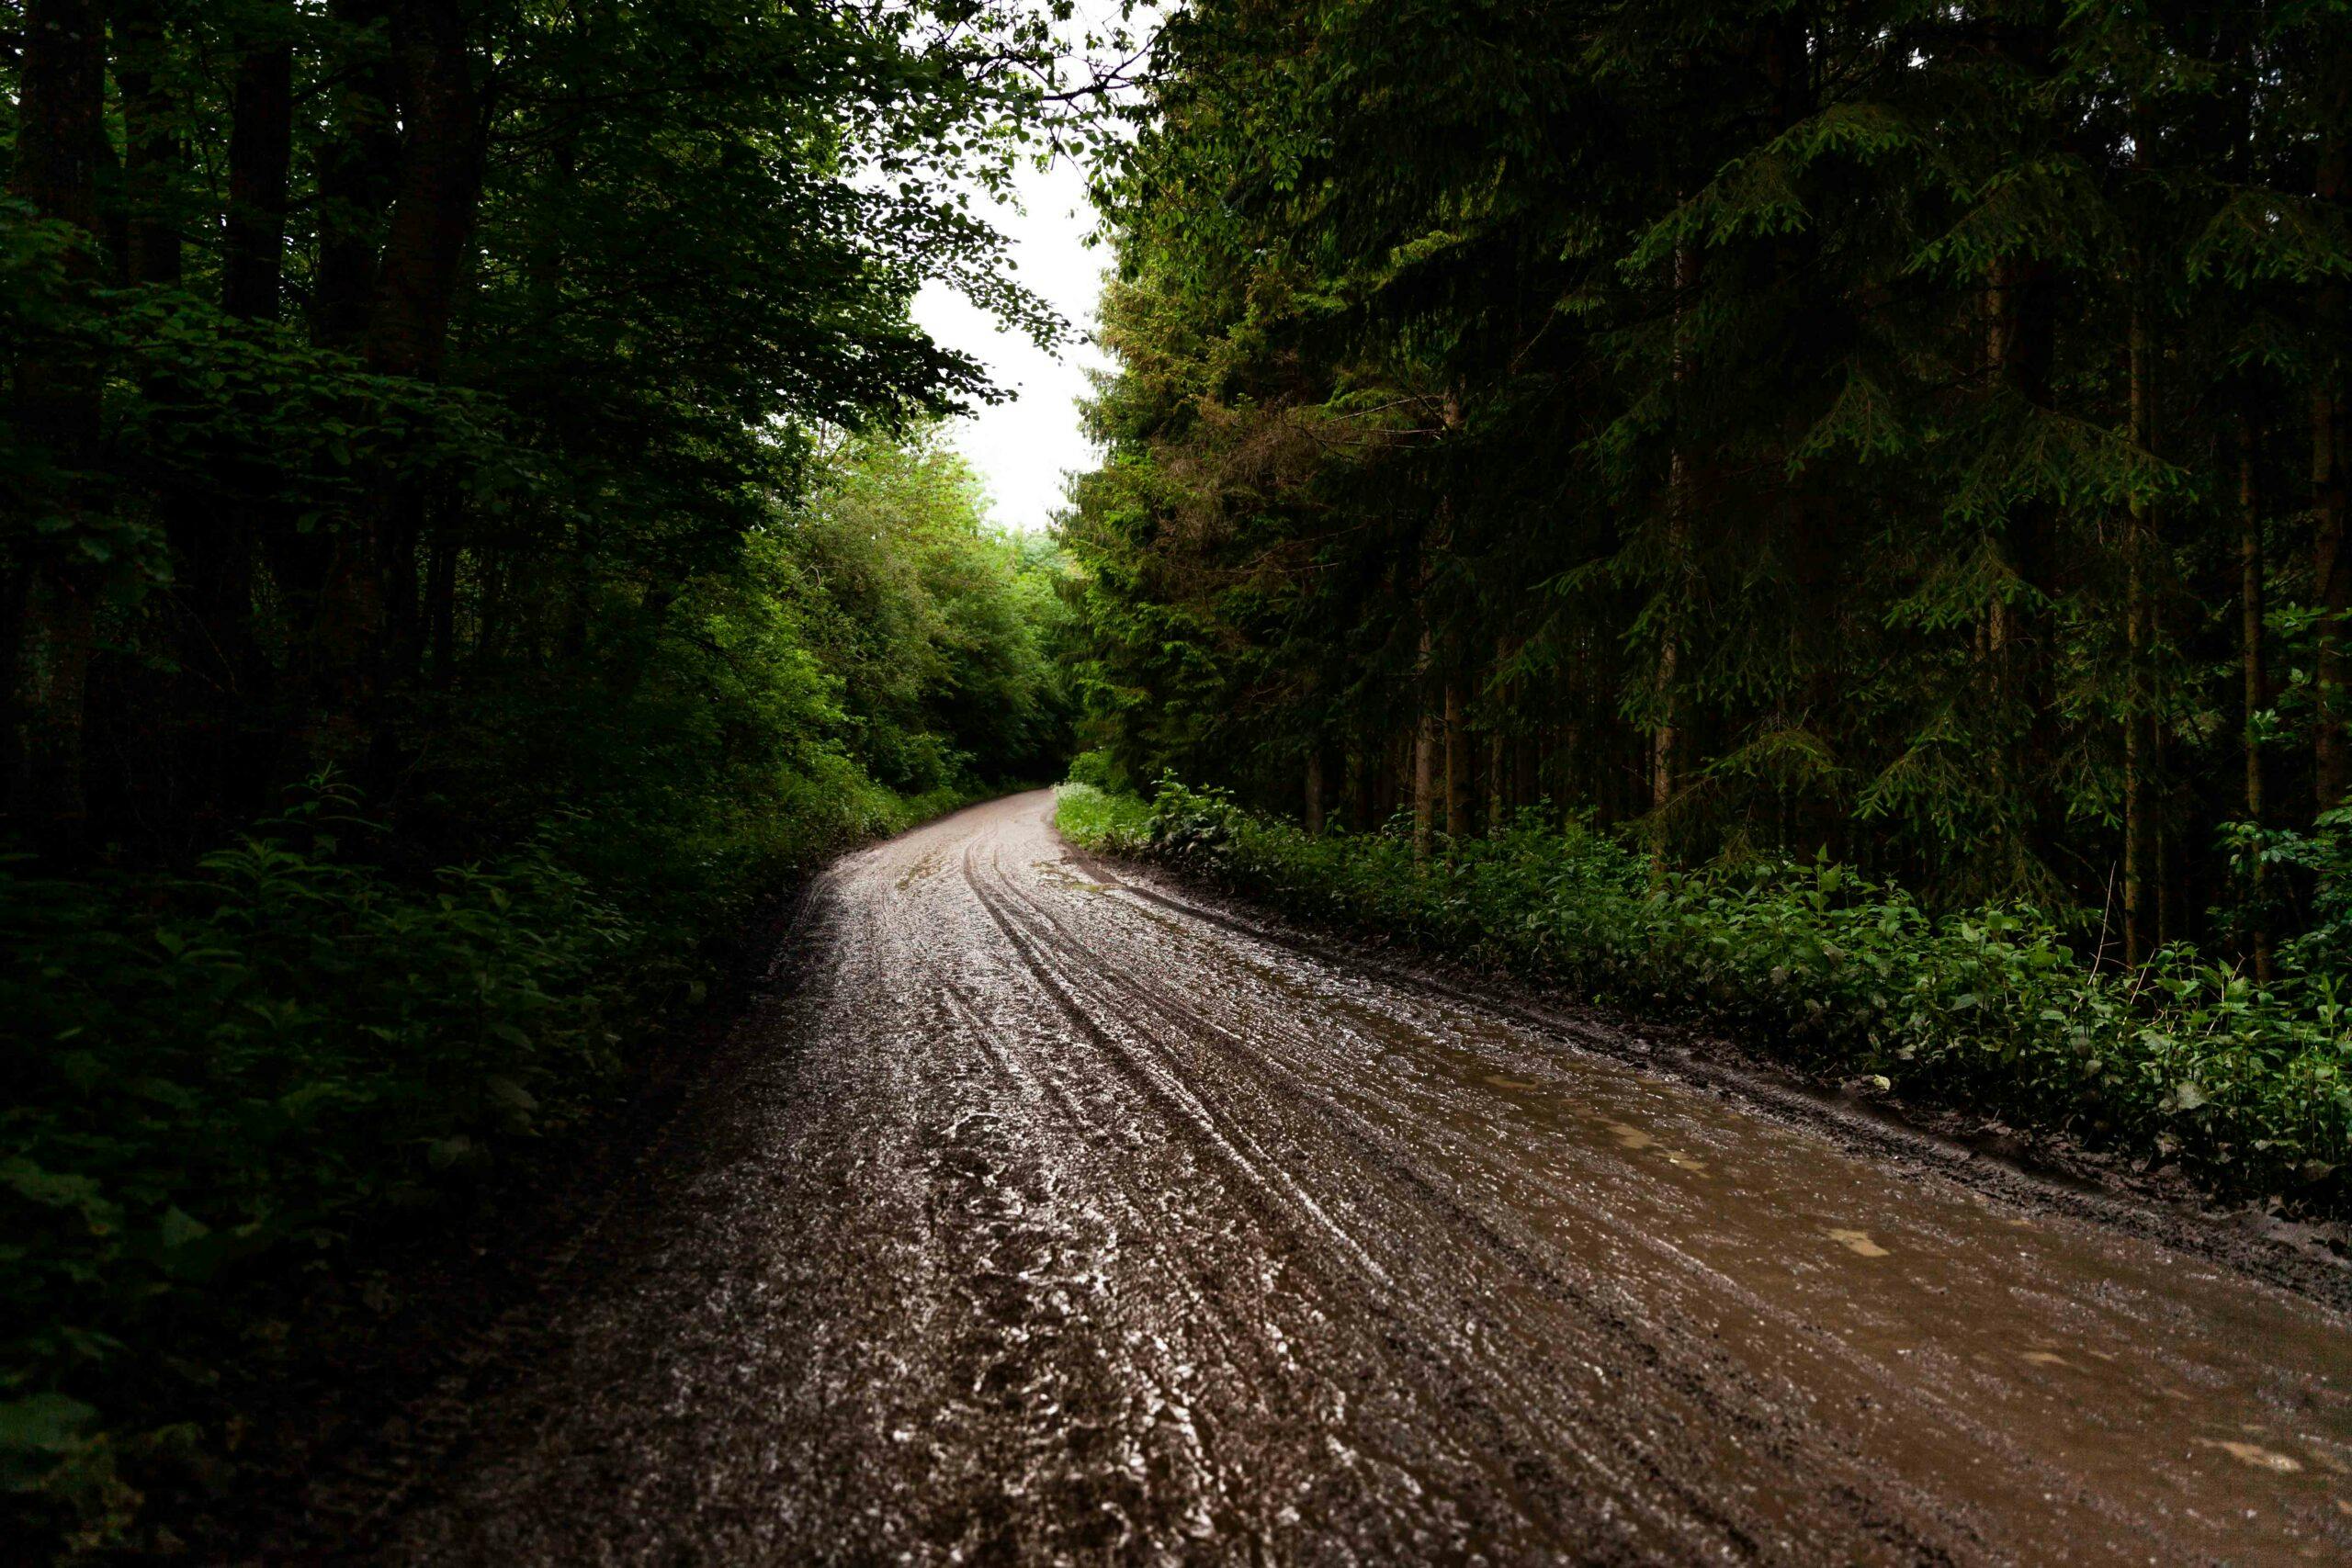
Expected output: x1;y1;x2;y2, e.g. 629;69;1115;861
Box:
2317;386;2348;812
2312;97;2349;810
1413;634;1438;862
115;0;182;287
307;0;486;762
1488;728;1506;833
2122;289;2155;963
1515;717;1539;815
312;0;401;350
162;2;298;809
1304;748;1325;837
1488;636;1513;830
424;520;459;688
6;0;108;852
2240;422;2273;979
2317;365;2349;814
1980;13;2063;890
1443;677;1470;838
1987;242;2060;886
223;4;296;323
1653;243;1699;835
365;0;485;380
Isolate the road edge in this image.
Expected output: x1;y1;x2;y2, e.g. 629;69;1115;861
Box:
1057;822;2352;1317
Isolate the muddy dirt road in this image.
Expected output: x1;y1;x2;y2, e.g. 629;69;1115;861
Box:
389;792;2352;1563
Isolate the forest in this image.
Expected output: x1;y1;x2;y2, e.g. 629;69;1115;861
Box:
1;0;1077;1550
1067;0;2350;966
8;0;2352;1556
1055;0;2352;1251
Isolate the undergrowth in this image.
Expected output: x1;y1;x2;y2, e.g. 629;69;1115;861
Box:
2;772;987;1556
1055;779;2352;1212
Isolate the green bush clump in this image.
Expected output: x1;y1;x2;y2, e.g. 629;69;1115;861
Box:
1061;750;1130;795
3;768;993;1549
1068;779;2352;1210
0;781;633;1542
1052;782;1154;851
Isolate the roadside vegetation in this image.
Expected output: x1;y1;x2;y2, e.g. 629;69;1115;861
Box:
11;0;2352;1554
1057;775;2352;1213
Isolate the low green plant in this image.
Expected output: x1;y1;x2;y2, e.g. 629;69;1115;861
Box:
1;770;989;1554
1061;749;1129;795
1052;781;1155;852
0;779;634;1545
1076;779;2352;1211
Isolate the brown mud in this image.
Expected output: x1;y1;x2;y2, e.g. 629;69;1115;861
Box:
366;792;2352;1563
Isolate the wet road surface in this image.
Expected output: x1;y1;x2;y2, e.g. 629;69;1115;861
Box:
390;792;2352;1563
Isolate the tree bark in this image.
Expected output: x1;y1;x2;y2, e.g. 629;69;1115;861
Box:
1520;726;1541;817
1413;633;1438;862
1304;748;1325;837
2317;385;2348;813
365;0;485;380
1979;11;2064;892
2312;92;2349;810
223;2;296;323
2238;421;2273;978
1443;677;1470;839
6;0;108;851
1653;243;1699;835
2122;287;2155;962
308;0;486;761
1488;636;1514;830
424;512;459;688
114;0;182;287
1488;728;1506;833
312;0;401;350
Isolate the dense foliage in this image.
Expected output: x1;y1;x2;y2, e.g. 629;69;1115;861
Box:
1063;0;2352;978
0;427;1069;1555
2;0;1086;1551
1059;778;2352;1209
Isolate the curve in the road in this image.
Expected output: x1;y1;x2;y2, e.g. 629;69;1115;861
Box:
387;791;2352;1564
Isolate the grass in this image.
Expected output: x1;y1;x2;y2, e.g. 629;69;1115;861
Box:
1056;778;2352;1214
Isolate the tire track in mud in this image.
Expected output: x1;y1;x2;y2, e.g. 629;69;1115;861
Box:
997;852;2177;1558
1055;847;2352;1539
954;847;1597;1561
965;840;1980;1564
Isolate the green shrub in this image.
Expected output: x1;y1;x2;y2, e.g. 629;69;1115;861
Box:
1053;782;1153;852
0;780;634;1544
1062;749;1128;795
1088;781;2352;1209
1;770;988;1553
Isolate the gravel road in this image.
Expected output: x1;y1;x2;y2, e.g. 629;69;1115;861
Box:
386;791;2352;1563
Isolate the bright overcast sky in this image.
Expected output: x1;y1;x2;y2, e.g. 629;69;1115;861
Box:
913;152;1114;535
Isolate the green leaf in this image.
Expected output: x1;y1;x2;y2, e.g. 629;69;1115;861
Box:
0;1394;98;1455
0;1158;102;1212
158;1207;209;1251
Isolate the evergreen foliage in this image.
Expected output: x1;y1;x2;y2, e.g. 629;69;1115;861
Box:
1063;0;2352;975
